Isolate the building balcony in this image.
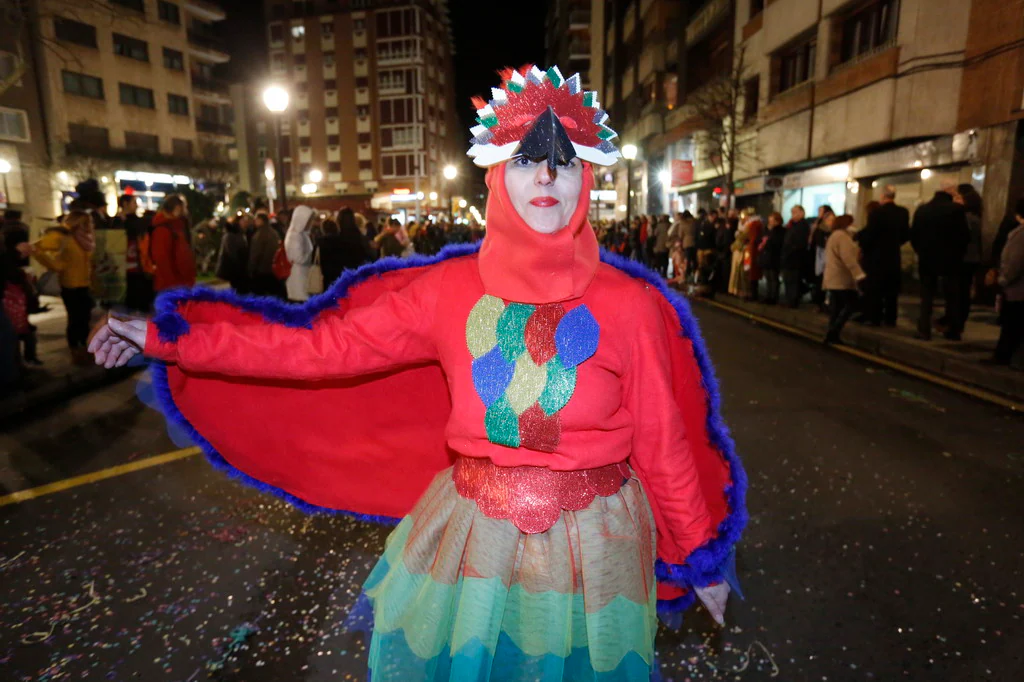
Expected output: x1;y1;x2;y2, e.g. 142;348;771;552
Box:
190;75;231;103
184;0;226;22
568;10;589;29
568;39;590;60
187;31;230;64
196;119;235;138
685;0;730;47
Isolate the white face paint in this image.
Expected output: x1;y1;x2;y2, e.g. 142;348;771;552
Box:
503;157;584;234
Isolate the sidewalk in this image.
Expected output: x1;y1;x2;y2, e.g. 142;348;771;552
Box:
0;296;137;421
694;290;1024;404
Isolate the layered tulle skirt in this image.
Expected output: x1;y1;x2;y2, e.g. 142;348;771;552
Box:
363;465;659;681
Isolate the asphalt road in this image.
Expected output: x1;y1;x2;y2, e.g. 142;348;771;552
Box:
1;303;1021;682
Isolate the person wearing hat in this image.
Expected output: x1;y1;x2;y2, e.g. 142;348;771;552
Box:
88;65;746;681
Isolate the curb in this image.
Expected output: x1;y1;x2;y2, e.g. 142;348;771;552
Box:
694;296;1024;410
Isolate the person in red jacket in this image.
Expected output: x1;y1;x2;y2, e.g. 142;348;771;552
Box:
89;65;746;682
150;194;196;292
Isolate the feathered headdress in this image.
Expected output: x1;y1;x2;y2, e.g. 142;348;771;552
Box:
467;65;621;168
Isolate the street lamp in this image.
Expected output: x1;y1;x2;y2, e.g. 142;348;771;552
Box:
621;144;637;229
263;85;290;211
308;168;323;183
443;164;457;219
0;159;11;209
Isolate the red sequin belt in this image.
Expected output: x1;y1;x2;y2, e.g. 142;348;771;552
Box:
452;456;630;534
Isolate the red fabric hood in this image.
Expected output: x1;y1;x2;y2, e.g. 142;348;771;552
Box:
478;162;598;304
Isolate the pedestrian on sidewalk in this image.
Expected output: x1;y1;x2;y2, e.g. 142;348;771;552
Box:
23;211;95;365
696;211;718;285
809;205;833;312
948;184;984;331
679;211;697;281
759;212;785;304
151;195;196;294
215;215;250;293
728;222;747;297
653;214;671;277
991;198;1024;366
823;214;866;345
856;185;909;326
2;248;41;366
715;212;733;293
248;213;284;298
910;180;970;341
284;206;319;303
781;205;810;307
742;212;763;302
115;194;156;312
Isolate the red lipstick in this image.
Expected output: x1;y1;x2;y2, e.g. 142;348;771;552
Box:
529;196;560;207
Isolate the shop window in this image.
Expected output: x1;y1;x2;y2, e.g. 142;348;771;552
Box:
774;34;816;95
54;17;97;48
836;0;898;67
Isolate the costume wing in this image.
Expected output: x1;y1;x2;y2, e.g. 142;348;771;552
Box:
148;247;482;523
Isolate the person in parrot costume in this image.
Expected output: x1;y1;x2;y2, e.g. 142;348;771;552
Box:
89;65;747;682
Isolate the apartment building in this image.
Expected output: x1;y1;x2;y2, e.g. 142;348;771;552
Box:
21;0;236;220
545;0;593;89
601;0;1024;246
262;0;461;218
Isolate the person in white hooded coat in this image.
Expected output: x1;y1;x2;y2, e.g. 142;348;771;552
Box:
284;206;317;302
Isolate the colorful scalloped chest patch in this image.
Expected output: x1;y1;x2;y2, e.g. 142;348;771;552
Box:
466;294;599;452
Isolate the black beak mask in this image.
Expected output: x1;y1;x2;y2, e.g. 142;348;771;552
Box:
516;106;578;170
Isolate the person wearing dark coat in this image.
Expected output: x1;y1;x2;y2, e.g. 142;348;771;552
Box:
910;181;970;340
216;217;250;293
319;208;374;289
855;185;910;326
780;205;810;307
759;212;786;304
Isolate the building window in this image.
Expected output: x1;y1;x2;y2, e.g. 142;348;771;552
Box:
271;52;286;71
323;52;335;67
356;105;369;117
324;79;337;90
325;106;338;117
327;134;339;145
68;123;110;151
270;23;284;43
353;18;365;31
157;1;180;25
163;47;184;70
355;76;368;88
113;33;149;62
291;24;305;39
329;161;341;172
172;138;193;158
837;0;898;66
775;35;816;94
354;47;367;59
294;54;306;65
358;132;371;144
125;131;159;154
0;52;17;83
111;0;145;13
379;98;415;124
376;8;418;39
321;22;334;37
0;107;29;142
750;0;764;16
743;75;759;124
299;136;311;146
359;159;372;170
120;83;155;108
54;17;97;48
62;70;104;99
168;93;189;115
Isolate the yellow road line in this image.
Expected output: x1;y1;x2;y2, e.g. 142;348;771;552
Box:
0;446;202;507
701;298;1024;413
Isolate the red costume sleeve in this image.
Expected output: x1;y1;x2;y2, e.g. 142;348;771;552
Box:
625;286;714;565
146;265;443;379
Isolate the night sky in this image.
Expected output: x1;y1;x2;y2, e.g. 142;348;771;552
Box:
218;0;549;188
